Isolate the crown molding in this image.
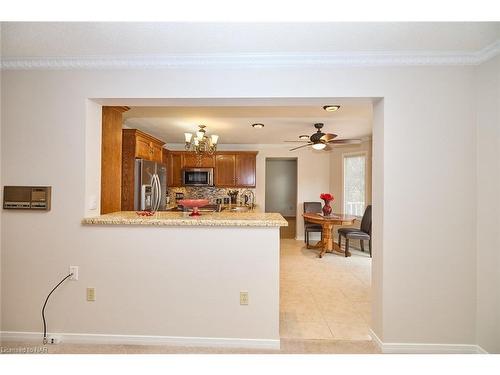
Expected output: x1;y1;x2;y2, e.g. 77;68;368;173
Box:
2;41;499;70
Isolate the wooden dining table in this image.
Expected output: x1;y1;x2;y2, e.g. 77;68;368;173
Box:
303;212;357;258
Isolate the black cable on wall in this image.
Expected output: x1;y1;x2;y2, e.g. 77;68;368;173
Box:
41;273;73;344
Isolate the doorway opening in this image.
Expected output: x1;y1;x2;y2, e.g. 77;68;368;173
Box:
265;158;298;239
87;97;382;347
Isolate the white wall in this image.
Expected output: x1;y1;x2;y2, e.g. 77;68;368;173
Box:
0;65;479;348
265;159;297;217
371;99;385;344
475;55;500;353
1;223;280;342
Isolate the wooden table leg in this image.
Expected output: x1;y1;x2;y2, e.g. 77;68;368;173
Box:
319;223;333;258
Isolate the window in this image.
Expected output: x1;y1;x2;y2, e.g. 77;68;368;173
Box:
343;154;366;217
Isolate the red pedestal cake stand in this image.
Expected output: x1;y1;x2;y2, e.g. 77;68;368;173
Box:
178;199;210;216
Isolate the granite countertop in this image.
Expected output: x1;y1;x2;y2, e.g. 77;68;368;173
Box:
82;210;288;227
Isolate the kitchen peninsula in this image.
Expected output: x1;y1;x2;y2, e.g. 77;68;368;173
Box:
81;209;287;348
82;210;287;227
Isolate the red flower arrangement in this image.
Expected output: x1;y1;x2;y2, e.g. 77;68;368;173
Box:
320;193;334;201
320;193;334;216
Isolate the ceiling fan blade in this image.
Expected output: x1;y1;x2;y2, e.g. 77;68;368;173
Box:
324;145;334;152
284;140;309;143
327;139;362;145
320;133;338;142
289;143;312;151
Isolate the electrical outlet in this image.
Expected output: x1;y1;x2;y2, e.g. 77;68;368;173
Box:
47;335;62;344
69;266;79;280
240;291;249;305
87;287;96;302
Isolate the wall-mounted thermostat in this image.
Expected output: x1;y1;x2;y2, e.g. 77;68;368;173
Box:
3;186;52;211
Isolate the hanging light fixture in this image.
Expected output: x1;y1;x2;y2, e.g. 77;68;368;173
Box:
184;125;219;159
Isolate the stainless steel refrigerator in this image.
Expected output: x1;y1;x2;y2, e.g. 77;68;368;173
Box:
134;159;167;211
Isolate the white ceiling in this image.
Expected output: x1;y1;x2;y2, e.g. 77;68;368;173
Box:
123;99;373;144
2;22;499;58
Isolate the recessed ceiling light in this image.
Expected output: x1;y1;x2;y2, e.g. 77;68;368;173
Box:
323;105;341;112
299;135;309;140
251;123;265;129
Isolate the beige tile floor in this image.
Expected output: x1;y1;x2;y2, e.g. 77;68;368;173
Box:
280;238;372;341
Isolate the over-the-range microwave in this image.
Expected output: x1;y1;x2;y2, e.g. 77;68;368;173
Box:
182;168;214;186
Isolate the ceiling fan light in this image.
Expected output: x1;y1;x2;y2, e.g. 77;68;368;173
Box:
323;105;341;112
251;123;264;129
299;135;309;140
312;143;326;150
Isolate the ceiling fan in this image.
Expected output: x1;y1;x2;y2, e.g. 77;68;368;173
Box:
285;123;361;151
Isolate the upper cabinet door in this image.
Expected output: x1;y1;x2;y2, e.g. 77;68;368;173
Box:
183;153;215;168
167;152;183;187
151;143;163;163
215;154;236;187
136;136;153;160
235;154;256;187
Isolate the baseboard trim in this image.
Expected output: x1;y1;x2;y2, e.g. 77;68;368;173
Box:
0;331;280;350
369;329;487;354
476;345;489;354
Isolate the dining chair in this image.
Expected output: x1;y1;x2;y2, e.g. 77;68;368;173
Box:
338;205;372;257
303;202;323;247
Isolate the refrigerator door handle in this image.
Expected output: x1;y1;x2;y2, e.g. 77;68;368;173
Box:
153;174;161;212
157;174;162;211
151;174;157;212
155;174;160;211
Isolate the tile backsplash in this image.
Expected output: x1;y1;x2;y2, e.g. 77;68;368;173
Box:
167;187;256;205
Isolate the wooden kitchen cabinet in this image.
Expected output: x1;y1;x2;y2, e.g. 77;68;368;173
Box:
215;152;257;188
235;153;256;187
122;129;165;163
183;153;215;168
164;150;257;188
166;151;184;187
215;154;236;187
151;143;163;163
